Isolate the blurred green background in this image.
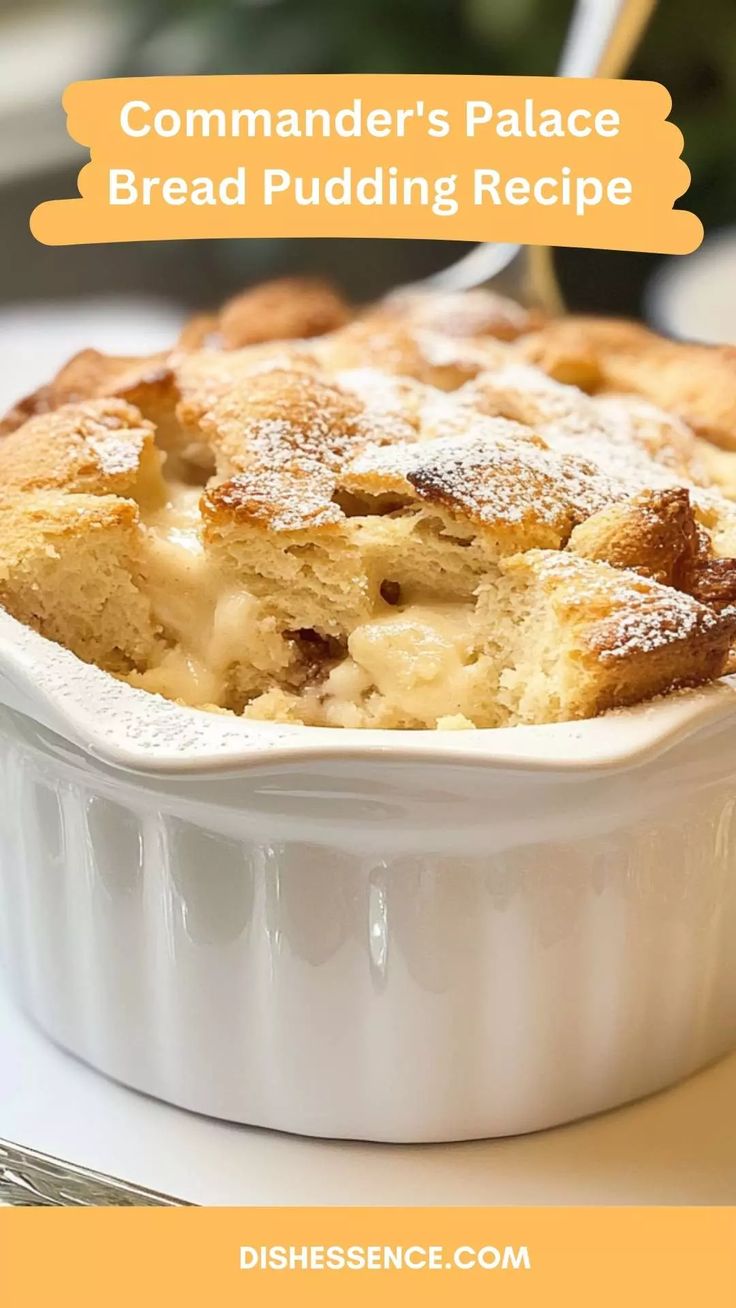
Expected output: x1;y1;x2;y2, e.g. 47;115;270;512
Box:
1;0;733;318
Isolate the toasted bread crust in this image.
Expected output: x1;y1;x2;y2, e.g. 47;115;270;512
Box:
0;490;157;670
0;398;163;501
0;350;175;434
179;276;350;349
485;549;735;724
362;287;544;341
520;317;736;450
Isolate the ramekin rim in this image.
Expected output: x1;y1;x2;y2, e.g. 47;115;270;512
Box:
1;610;735;776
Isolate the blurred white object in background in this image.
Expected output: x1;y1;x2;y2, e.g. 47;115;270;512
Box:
0;5;130;180
0;297;184;413
646;228;736;345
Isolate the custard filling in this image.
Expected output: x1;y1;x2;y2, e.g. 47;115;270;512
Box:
130;479;485;724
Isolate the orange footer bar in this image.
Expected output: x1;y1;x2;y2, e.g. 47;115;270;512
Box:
2;1205;736;1307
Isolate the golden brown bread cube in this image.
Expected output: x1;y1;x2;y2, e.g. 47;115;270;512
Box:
0;398;165;506
520;316;736;450
479;550;736;726
0;491;158;671
178;276;350;349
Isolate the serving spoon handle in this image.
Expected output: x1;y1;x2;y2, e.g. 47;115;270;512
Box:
424;0;658;309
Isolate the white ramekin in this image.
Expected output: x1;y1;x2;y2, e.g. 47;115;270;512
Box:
2;608;736;1143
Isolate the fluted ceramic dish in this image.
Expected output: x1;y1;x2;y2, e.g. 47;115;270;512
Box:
2;607;736;1143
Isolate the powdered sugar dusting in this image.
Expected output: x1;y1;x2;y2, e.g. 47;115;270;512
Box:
459;363;705;494
208;460;342;532
520;550;722;661
380;287;534;337
85;430;143;477
368;432;617;538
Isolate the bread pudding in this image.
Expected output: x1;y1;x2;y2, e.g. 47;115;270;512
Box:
3;275;736;730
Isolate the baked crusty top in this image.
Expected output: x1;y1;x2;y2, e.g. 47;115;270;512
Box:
2;279;736;729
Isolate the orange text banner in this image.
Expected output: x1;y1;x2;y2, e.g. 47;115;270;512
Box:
2;1205;735;1307
30;74;701;253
